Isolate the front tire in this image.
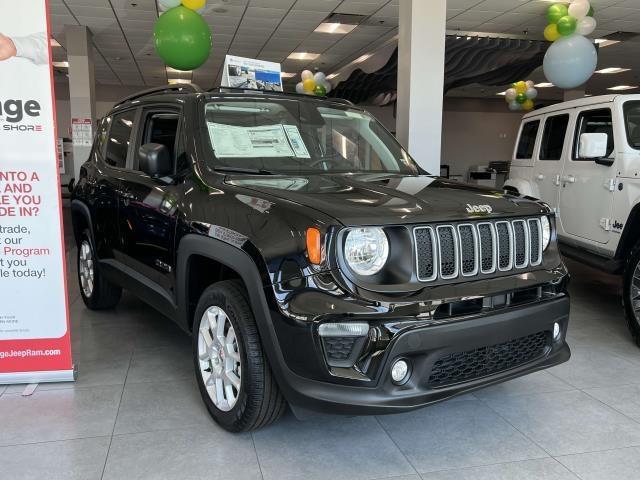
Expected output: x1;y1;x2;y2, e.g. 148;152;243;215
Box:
193;280;286;432
623;242;640;347
77;230;121;310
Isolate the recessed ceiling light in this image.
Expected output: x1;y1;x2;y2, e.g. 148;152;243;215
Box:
50;38;61;47
280;72;296;78
287;52;320;60
314;22;357;34
168;78;191;84
607;85;638;91
595;67;630;74
496;91;507;96
166;66;192;74
52;61;69;68
534;82;554;88
595;38;621;48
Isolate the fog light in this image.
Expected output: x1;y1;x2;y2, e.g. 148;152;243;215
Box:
391;359;410;384
553;322;561;340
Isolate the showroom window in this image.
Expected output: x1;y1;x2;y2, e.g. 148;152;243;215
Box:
515;120;539;159
539;114;569;161
105;110;136;168
573;108;614;160
139;112;180;171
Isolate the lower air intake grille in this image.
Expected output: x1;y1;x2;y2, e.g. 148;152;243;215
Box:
428;331;550;388
322;336;358;362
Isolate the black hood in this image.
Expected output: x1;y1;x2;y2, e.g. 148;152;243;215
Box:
226;174;547;226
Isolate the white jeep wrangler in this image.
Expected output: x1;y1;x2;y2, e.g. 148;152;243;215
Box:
505;94;640;344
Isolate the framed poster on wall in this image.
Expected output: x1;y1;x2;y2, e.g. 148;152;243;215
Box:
0;0;74;384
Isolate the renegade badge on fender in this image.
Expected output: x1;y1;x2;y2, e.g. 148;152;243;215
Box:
71;84;570;432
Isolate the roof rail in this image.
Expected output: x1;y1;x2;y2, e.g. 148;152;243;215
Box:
206;86;354;106
114;83;204;107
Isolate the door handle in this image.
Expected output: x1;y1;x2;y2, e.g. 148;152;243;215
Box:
561;175;575;184
536;173;545;181
554;174;561;186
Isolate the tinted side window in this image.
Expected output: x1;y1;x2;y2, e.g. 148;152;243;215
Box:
573;108;614;160
516;120;540;159
105;110;136;168
95;116;111;158
539;114;569;160
139;112;180;173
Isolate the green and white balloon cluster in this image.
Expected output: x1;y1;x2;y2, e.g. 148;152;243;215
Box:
504;80;537;112
542;0;598;89
295;70;332;96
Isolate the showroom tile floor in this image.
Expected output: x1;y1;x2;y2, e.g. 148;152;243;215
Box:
3;233;640;478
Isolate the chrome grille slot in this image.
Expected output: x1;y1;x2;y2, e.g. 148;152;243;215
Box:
437;226;458;279
414;217;546;283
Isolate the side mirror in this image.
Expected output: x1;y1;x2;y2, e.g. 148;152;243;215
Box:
579;132;608;160
138;143;172;178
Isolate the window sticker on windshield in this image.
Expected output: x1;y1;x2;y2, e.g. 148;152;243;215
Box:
208;123;295;158
283;125;310;158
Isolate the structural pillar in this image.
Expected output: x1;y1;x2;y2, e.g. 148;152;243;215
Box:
396;0;447;175
65;25;96;181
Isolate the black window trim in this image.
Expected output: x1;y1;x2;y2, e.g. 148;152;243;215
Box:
132;104;183;174
515;119;540;160
538;113;570;161
623;100;640;151
571;107;614;161
100;106;141;172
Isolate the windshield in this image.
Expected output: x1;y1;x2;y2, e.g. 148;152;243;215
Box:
624;101;640;150
203;98;421;175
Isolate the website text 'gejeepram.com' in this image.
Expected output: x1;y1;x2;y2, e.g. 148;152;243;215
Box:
0;348;61;360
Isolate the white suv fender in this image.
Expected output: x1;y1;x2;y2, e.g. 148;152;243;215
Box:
503;178;536;197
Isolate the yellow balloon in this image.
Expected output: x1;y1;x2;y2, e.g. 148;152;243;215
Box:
182;0;205;10
515;81;527;94
523;99;534;111
302;78;316;92
544;23;561;42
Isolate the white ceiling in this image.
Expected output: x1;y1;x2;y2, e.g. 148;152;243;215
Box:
49;0;640;98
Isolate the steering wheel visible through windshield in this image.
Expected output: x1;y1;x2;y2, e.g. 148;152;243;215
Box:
203;97;421;175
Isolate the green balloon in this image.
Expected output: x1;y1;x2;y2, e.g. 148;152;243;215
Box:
154;6;211;71
516;93;527;104
546;3;569;24
587;5;594;17
313;84;327;96
557;15;577;36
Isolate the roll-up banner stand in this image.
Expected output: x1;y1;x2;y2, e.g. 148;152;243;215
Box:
0;0;74;384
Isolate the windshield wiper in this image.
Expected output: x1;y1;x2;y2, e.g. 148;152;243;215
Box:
213;166;275;175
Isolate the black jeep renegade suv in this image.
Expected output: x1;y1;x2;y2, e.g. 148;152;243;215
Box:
71;84;570;432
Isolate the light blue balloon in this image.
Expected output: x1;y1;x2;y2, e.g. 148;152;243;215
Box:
543;34;597;89
508;100;521;111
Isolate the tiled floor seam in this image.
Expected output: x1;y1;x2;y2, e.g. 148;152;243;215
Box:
579;387;640;427
0;434;112;450
99;350;134;480
249;431;265;480
373;415;421;476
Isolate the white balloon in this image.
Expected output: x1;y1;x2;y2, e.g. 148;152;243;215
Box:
322;80;332;94
505;88;517;102
295;82;305;94
525;80;534;89
159;0;181;10
313;71;326;84
576;16;597;36
526;87;538;100
568;0;590;20
508;100;522;111
301;70;314;81
543;34;597;89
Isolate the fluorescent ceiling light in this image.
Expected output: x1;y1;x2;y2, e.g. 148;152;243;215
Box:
534;82;554;88
287;52;320;60
168;78;191;84
607;85;638;91
353;53;372;64
326;73;339;80
595;67;630;74
280;72;296;78
50;38;61;47
166;67;192;74
52;61;68;68
595;38;621;48
315;22;357;34
496;91;506;96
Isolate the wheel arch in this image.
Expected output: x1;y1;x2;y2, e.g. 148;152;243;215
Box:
70;200;95;248
615;202;640;263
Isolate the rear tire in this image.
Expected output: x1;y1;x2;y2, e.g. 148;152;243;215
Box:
623;242;640;347
77;230;121;310
193;280;286;432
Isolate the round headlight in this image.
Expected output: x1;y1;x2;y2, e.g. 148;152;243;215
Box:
541;215;551;251
344;227;389;276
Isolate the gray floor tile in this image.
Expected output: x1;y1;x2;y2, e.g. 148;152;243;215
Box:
557;446;640;480
0;437;110;480
473;371;574;401
0;386;122;446
0;385;6;396
377;399;546;474
104;425;261;480
126;344;193;384
420;458;579;480
114;378;211;435
253;413;416;480
485;390;640;456
584;384;640;421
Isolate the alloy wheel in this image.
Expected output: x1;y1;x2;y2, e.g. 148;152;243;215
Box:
197;306;242;412
79;240;94;298
631;258;640;324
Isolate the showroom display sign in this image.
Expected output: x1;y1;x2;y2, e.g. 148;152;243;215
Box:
0;0;74;383
221;55;283;91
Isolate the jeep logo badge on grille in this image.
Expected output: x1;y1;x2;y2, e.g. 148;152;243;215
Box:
466;204;492;214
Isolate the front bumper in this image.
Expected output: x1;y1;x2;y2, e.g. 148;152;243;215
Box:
268;295;570;415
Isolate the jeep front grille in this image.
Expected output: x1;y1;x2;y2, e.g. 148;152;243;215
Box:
413;218;543;282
